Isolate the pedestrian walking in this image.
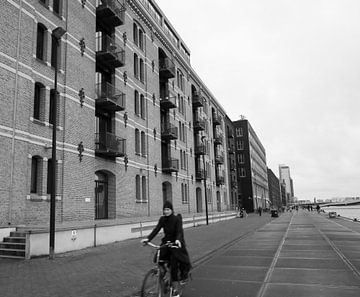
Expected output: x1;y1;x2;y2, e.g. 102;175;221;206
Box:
258;206;262;216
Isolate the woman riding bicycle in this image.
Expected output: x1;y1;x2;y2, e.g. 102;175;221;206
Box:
141;201;192;295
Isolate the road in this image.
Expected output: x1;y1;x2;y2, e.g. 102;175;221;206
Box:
183;211;360;297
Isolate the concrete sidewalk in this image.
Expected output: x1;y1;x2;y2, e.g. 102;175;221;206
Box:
0;213;273;297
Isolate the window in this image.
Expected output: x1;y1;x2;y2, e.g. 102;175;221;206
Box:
236;127;243;137
240;168;246;177
39;0;49;7
141;131;146;156
136;175;147;202
133;23;138;45
31;156;41;194
238;154;245;164
36;23;47;61
33;83;45;120
134;54;139;78
139;29;144;50
140;94;145;119
47;158;53;194
133;22;145;51
53;0;62;16
237;140;244;150
49;89;58;125
139;58;144;82
51;34;61;69
134;90;139;115
142;176;147;201
135;129;140;155
181;183;188;204
135;175;140;201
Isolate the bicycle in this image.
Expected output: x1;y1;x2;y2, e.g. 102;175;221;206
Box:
141;241;184;297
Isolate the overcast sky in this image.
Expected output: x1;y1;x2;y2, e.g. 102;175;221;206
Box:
154;0;360;200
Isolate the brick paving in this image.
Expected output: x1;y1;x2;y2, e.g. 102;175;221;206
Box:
1;211;359;297
0;213;272;297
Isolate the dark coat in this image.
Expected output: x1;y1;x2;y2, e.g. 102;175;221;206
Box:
147;213;185;245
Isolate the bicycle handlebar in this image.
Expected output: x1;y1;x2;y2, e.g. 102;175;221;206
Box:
142;241;179;249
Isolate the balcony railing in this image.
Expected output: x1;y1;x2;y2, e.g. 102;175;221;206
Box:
215;153;224;164
162;158;179;173
95;132;126;158
196;169;206;180
216;175;225;186
194;144;207;155
161;123;178;140
160;82;177;109
96;35;125;69
96;0;125;29
95;82;126;112
192;90;205;108
214;132;223;145
193;117;206;131
213;113;222;125
159;57;175;79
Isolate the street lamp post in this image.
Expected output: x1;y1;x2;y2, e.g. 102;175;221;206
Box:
49;27;66;260
201;136;209;225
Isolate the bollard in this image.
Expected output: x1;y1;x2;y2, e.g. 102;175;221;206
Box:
140;222;143;238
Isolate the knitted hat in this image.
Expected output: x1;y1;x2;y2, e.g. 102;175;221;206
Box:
163;200;173;211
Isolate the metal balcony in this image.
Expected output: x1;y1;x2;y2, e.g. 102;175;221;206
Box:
96;35;125;69
193;118;206;131
192;90;205;108
215;153;224;164
162;158;179;173
216;175;225;186
95;132;126;158
214;134;223;145
159;57;175;79
213;113;222;126
196;169;206;181
96;0;125;29
160;83;177;109
194;144;207;155
161;123;178;141
95;82;126;112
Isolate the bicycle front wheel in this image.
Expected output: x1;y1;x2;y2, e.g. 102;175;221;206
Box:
141;268;164;297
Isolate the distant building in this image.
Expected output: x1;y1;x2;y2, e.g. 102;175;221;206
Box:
279;165;294;205
267;168;282;209
224;116;238;210
233;119;269;212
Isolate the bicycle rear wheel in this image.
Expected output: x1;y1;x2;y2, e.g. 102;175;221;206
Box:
141;268;164;297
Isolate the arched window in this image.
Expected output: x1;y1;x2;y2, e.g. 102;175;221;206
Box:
139;29;144;50
135;129;140;154
133;23;138;45
36;23;47;61
33;82;45;121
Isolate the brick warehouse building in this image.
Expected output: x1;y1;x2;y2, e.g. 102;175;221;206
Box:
0;0;236;227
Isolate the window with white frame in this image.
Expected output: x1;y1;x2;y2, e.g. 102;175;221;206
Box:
136;175;147;202
240;167;246;177
236;127;243;137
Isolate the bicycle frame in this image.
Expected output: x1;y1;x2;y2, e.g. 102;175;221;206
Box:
142;241;178;297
